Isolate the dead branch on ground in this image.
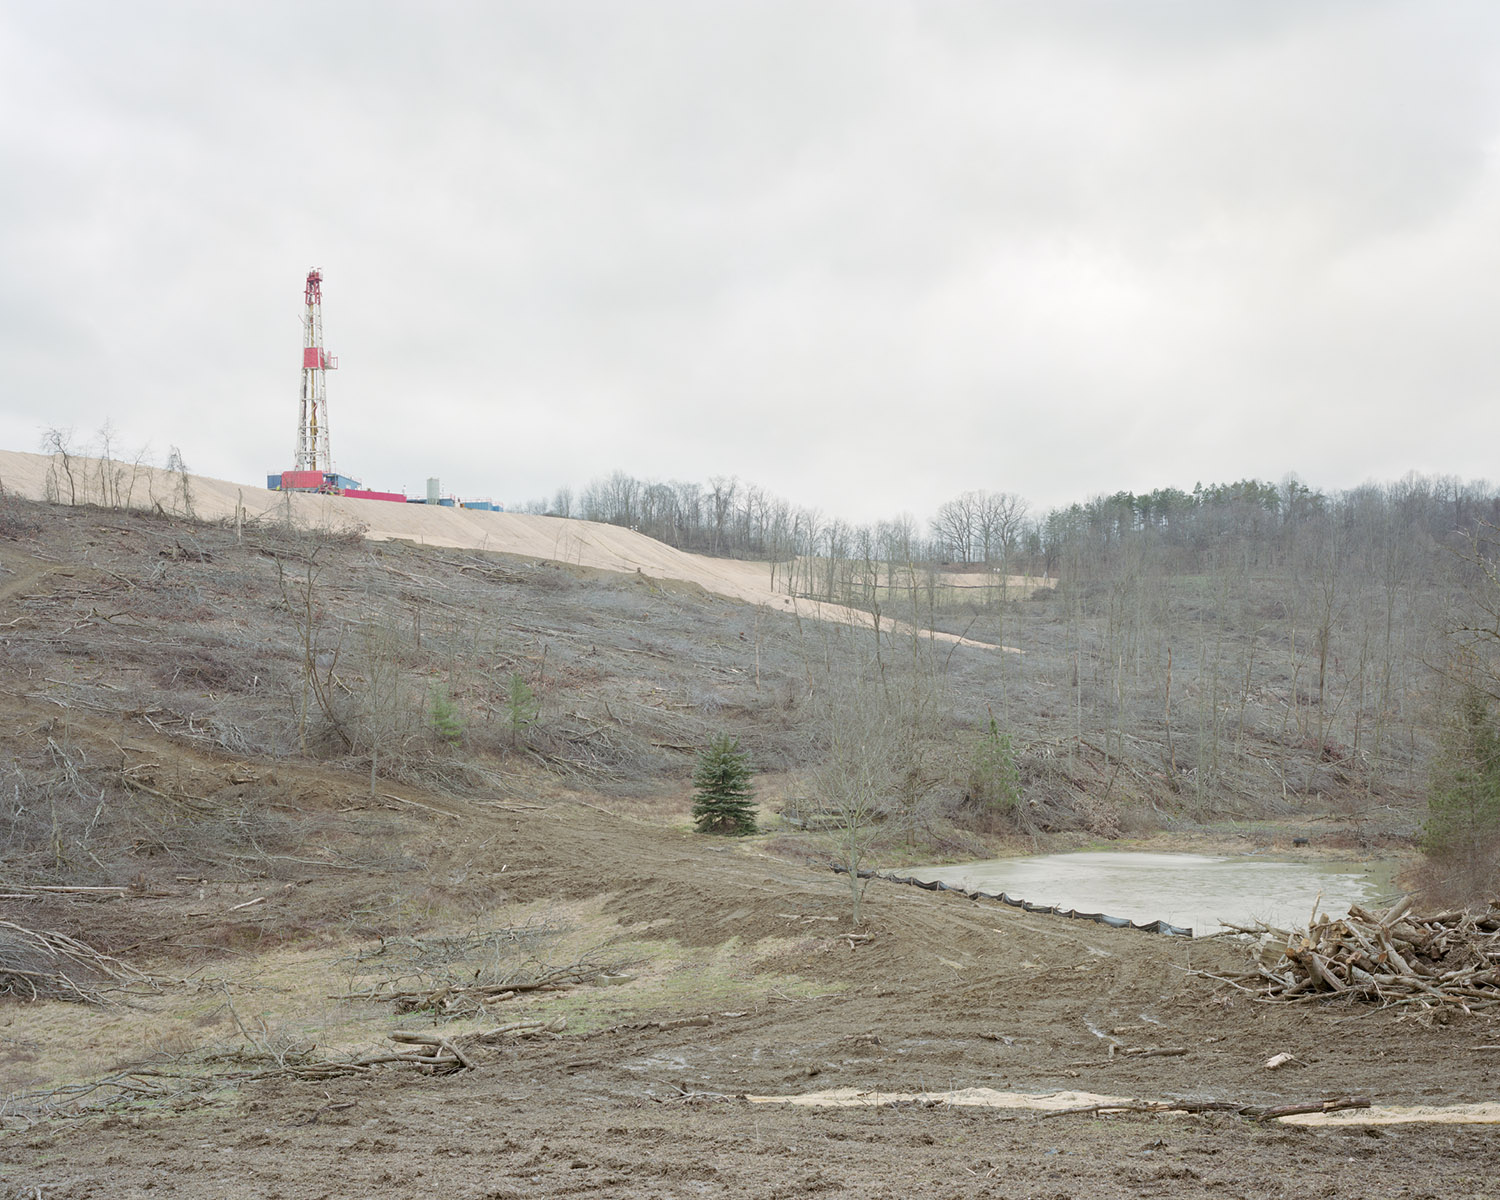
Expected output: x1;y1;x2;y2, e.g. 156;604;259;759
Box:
1033;1095;1371;1122
332;958;606;1018
6;1020;572;1123
1203;897;1500;1011
330;924;617;1019
0;921;153;1004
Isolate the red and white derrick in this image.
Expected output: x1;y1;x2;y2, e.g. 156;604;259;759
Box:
293;268;338;473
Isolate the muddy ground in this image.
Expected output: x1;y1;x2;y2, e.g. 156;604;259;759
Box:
2;778;1497;1199
0;498;1494;1197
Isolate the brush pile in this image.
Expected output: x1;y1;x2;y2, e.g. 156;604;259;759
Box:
328;923;619;1020
1229;897;1500;1010
0;920;151;1004
334;959;607;1019
243;1019;568;1081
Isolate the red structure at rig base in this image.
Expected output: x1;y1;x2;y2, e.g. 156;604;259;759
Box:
268;468;403;503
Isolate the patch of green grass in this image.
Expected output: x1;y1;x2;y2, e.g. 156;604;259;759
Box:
0;898;842;1128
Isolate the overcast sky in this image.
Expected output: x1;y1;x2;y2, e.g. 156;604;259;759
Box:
3;1;1498;524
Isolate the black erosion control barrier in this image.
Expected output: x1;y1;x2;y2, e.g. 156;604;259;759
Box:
832;865;1193;937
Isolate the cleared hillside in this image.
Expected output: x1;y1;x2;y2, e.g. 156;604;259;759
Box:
0;448;1006;650
0;488;1493;1200
0;448;1455;847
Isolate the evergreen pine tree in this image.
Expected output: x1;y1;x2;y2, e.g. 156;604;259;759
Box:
429;685;464;746
1424;687;1500;887
505;671;539;747
692;733;757;835
969;713;1022;822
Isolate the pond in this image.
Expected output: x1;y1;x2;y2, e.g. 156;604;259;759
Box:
906;851;1401;936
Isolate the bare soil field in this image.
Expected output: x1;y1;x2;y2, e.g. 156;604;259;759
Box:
0;485;1494;1198
3;783;1497;1199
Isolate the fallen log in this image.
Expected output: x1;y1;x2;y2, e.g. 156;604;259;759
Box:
390;1030;475;1071
1248;1096;1372;1122
1038;1095;1371;1122
461;1017;567;1043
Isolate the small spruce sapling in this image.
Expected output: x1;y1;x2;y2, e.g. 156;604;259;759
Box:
692;734;757;835
506;671;539;748
969;711;1023;827
429;685;464;746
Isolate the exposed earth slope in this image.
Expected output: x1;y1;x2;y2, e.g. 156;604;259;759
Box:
0;481;1493;1199
0;449;1007;649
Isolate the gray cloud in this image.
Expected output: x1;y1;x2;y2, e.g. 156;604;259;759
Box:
3;0;1499;523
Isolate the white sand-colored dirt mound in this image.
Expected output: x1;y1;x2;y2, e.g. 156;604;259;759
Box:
0;449;1008;650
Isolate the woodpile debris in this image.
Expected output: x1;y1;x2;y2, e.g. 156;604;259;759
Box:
259;1019;566;1079
329;923;623;1020
0;921;152;1004
8;1018;570;1122
1217;896;1500;1010
332;960;605;1019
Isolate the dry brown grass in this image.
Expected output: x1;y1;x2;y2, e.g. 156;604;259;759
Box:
0;487;1447;902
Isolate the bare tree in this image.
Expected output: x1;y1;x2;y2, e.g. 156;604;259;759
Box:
806;620;951;923
352;618;416;796
40;427;77;506
977;491;1029;567
88;419;121;508
1445;519;1500;703
163;446;195;518
811;680;897;926
709;475;738;555
275;548;350;755
930;493;977;563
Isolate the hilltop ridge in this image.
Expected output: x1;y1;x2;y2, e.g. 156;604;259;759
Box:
0;448;1011;651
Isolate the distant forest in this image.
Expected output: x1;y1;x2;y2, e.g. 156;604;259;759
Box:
520;470;1500;587
523;471;1500;889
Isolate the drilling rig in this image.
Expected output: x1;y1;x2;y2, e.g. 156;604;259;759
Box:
294;267;337;475
264;269;480;507
267;269;403;499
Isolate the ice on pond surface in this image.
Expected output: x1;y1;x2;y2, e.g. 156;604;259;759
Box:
907;851;1399;935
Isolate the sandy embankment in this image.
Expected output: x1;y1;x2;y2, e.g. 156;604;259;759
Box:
0;449;1011;651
